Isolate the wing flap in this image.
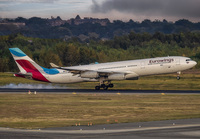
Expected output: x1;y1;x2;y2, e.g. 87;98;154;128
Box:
50;63;138;78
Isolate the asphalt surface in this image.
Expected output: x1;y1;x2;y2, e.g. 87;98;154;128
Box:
0;88;200;94
0;119;200;139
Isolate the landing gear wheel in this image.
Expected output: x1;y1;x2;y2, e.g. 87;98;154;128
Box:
103;86;108;90
101;84;106;88
96;79;114;90
108;84;114;88
95;86;100;90
176;71;181;80
176;76;180;80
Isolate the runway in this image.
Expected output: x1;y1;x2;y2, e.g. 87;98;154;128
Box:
0;88;200;94
0;119;200;139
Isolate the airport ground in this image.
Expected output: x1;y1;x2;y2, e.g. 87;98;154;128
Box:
0;91;200;129
0;90;200;139
0;118;200;139
0;71;200;138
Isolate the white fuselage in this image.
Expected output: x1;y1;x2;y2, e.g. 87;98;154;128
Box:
44;56;196;84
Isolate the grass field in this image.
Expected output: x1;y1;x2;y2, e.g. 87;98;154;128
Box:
0;93;200;129
0;72;200;129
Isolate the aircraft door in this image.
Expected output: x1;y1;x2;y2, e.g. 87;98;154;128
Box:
141;61;145;69
176;58;180;65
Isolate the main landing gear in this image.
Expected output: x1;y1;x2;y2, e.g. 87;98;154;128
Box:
95;83;114;90
95;79;114;90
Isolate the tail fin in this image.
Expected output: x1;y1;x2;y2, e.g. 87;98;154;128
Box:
9;48;50;82
9;48;42;73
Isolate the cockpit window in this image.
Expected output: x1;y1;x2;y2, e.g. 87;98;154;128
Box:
186;59;192;61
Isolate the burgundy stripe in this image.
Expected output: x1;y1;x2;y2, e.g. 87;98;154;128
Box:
16;60;50;82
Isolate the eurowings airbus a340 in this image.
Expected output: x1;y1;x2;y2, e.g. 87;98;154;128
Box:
9;48;197;90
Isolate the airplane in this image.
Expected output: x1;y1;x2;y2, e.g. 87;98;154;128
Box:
9;47;197;90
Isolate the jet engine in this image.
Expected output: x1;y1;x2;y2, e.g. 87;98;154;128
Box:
107;74;125;80
108;73;138;80
81;71;99;78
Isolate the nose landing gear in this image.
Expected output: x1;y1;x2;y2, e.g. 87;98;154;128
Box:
176;76;180;80
176;71;181;80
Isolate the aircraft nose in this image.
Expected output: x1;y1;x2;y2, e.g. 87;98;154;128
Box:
190;60;197;67
187;60;197;67
193;61;197;66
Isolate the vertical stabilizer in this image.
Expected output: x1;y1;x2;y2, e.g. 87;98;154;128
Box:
9;48;42;73
9;48;50;82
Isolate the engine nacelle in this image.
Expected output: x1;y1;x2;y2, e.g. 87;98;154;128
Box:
125;73;139;80
108;74;125;80
81;71;99;78
108;73;139;80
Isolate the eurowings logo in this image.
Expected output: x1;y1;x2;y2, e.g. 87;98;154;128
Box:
9;48;60;83
149;58;174;65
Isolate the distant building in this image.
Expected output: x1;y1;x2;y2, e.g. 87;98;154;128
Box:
75;15;81;20
67;15;110;26
48;16;67;26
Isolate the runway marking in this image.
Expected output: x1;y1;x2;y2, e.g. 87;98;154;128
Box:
1;88;200;94
0;124;200;134
180;131;200;137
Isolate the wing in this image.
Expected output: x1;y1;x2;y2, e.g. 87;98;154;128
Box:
50;63;138;80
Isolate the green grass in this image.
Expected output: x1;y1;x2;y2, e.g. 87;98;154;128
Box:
1;72;200;129
0;93;200;129
0;72;44;85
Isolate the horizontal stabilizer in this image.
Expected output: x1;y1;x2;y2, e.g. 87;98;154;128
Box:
14;72;33;79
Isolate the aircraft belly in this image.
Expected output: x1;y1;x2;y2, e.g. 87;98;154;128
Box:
135;64;177;76
47;74;83;83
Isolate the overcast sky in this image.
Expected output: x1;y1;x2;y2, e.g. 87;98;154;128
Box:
1;0;200;22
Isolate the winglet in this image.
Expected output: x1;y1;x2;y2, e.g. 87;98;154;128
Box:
50;63;59;68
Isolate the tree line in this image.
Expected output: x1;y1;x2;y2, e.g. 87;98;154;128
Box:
0;32;200;72
1;17;200;40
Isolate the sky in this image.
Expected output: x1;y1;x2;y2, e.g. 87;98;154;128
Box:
1;0;200;22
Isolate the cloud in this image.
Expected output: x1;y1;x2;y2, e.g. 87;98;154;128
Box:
91;0;200;20
0;0;90;19
0;0;86;4
0;0;58;3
